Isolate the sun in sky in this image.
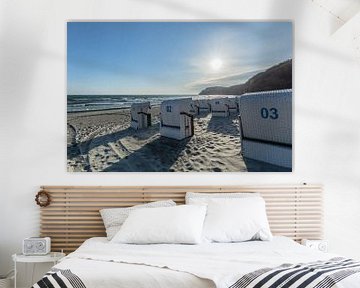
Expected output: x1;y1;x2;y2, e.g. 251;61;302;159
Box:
210;58;223;71
67;22;292;94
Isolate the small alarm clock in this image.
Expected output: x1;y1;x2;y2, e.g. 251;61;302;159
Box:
301;239;328;252
23;237;51;255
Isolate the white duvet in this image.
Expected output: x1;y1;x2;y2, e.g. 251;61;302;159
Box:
54;237;360;288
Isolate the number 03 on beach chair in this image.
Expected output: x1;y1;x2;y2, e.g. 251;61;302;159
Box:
239;89;292;169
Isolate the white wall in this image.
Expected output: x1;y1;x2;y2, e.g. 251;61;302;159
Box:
1;0;360;285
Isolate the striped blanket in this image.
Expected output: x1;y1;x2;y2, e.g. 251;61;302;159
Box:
32;268;86;288
230;258;360;288
32;258;359;288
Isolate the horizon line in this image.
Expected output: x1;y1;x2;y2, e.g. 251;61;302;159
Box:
67;94;198;96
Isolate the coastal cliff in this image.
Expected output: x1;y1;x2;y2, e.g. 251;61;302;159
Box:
199;59;292;95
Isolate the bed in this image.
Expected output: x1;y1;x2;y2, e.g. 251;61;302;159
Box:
34;236;360;288
33;185;360;288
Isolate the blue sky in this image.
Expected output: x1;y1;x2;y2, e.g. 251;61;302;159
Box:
67;22;292;95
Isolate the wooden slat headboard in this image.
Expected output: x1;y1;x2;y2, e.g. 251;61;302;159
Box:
39;184;323;253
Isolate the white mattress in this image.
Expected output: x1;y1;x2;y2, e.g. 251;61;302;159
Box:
53;236;360;288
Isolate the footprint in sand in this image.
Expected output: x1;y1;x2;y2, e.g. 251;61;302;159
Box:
213;160;225;166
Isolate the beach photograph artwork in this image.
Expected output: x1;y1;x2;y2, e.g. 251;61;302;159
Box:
67;22;293;172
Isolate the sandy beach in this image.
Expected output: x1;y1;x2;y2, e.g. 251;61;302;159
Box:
67;107;249;172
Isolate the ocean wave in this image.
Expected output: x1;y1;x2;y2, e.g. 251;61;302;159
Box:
67;95;194;112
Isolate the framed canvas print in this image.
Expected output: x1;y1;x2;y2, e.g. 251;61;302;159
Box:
67;21;292;172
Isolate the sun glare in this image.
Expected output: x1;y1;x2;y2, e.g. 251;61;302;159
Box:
210;58;223;71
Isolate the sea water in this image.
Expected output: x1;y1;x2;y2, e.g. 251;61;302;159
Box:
67;95;195;113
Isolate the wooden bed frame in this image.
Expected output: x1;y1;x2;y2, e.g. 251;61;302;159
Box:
39;184;323;253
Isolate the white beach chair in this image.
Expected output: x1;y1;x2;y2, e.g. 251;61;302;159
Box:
227;96;239;113
239;89;292;168
210;97;230;117
195;98;211;113
190;100;200;115
130;102;151;130
160;98;194;140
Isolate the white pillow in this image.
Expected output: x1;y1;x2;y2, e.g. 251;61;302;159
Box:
186;192;259;205
202;197;272;243
111;205;207;244
100;200;176;240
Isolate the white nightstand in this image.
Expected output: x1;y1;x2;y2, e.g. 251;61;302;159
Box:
12;252;65;288
301;239;328;252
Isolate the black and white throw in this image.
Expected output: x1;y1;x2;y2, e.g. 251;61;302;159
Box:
229;257;360;288
32;268;86;288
